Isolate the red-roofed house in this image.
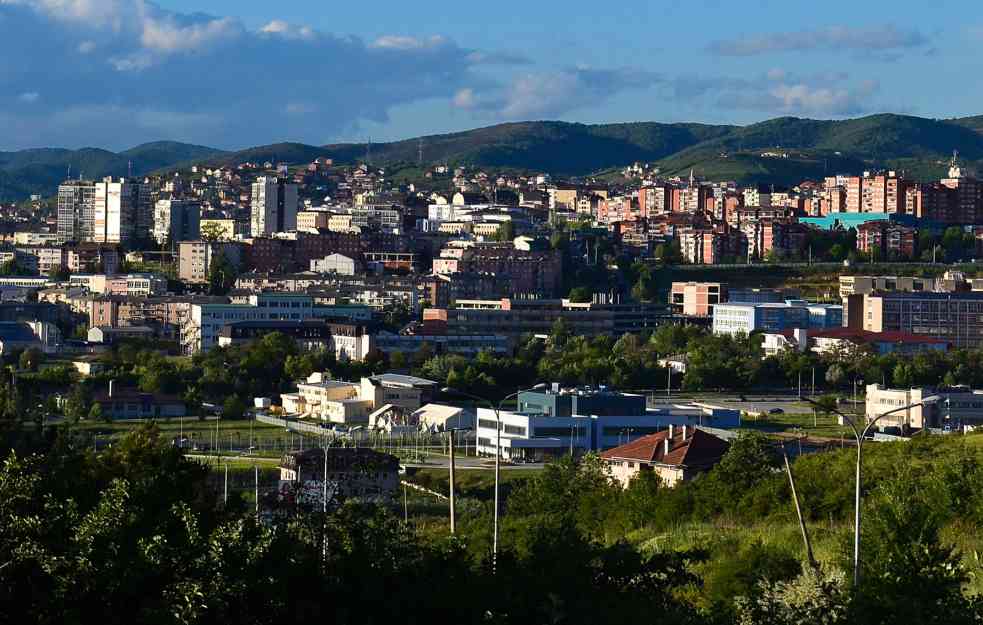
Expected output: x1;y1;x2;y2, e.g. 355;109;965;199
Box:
600;426;730;488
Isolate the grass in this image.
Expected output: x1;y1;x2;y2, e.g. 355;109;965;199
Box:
742;412;855;439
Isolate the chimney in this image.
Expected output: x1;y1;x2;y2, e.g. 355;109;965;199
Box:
664;437;670;457
108;379;114;398
682;425;688;440
668;424;674;439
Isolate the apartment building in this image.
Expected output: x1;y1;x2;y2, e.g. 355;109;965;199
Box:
670;282;727;317
865;383;983;430
57;180;96;243
251;176;298;236
153;198;201;245
178;241;243;284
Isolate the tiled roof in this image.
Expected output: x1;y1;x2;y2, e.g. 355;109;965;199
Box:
600;428;729;469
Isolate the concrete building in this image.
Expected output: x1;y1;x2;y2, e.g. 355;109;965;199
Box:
423;297;667;338
183;293;371;353
153;199;201;246
178;241;243;284
864;384;983;431
296;210;331;232
475;399;740;461
858;291;983;349
0;321;60;355
600;426;730;488
217;319;374;361
670;282;726;317
251;177;298;236
93;178;135;244
278;448;399;507
57;180;96;243
279;372;436;425
92;384;186;420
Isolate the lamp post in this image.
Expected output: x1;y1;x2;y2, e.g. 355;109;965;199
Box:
804;394;940;587
441;383;547;564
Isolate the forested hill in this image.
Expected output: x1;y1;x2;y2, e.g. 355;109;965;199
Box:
6;113;983;199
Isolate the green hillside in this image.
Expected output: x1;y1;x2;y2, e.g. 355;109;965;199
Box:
7;113;983;200
0;142;225;201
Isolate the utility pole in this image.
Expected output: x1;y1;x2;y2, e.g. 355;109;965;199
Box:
449;430;457;534
254;465;259;518
223;463;228;505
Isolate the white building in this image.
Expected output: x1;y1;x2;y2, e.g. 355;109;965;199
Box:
251;177;298;236
310;253;357;275
183;293;371;353
93;179;134;244
475;403;740;461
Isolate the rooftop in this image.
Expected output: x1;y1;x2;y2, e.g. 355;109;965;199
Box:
600;428;729;468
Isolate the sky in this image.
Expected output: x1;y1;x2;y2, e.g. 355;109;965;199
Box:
0;0;980;151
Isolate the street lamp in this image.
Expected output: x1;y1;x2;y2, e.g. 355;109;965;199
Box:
804;393;940;587
441;382;548;564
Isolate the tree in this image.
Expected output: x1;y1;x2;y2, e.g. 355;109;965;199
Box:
47;265;71;282
18;348;43;372
222;395;247;420
207;251;237;295
200;221;226;242
88;401;106;422
491;220;515;241
567;286;593;303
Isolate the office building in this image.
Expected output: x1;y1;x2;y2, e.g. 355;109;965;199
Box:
251;177;298;236
858;291;983;349
865;383;983;431
712;302;810;335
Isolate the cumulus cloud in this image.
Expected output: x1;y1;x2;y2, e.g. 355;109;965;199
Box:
454;67;662;119
670;70;881;117
708;25;929;56
0;0;519;149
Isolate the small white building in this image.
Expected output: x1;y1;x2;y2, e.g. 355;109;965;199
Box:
310;253;357;275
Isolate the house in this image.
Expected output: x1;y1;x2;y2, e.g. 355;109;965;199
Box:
278;448;400;508
92;382;186;420
88;325;155;344
600;426;730;488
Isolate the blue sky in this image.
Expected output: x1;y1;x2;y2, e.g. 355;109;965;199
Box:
1;0;981;150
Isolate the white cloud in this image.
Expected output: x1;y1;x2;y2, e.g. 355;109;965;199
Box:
0;0;513;148
456;67;662;119
18;91;39;102
371;35;447;50
708;25;929;57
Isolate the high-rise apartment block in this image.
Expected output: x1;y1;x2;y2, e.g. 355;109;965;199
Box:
57;180;96;243
250;177;298;237
153;199;201;246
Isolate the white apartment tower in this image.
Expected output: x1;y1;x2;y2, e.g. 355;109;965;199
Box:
93;178;135;244
250;176;298;237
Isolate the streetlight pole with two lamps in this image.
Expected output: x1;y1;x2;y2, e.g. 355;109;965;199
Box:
441;383;547;563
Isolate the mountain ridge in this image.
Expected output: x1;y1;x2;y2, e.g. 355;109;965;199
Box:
3;114;983;199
